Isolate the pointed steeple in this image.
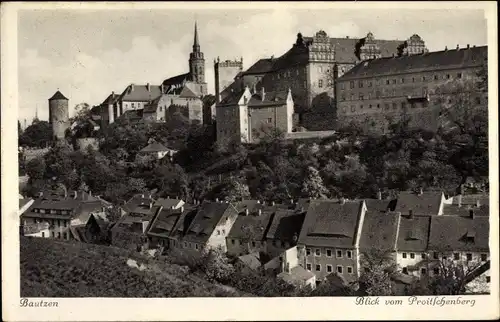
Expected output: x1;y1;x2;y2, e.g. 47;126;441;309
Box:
193;21;200;52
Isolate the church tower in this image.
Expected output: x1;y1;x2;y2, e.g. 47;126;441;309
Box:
189;22;205;84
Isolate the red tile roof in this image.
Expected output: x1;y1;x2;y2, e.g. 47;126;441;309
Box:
298;200;363;248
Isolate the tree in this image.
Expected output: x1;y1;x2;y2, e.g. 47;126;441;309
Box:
25;157;46;181
426;257;486;295
19;120;53;148
214;175;251;202
357;249;398;296
43;142;75;185
200;248;235;283
301;166;329;199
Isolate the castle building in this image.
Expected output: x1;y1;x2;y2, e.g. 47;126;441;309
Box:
216;31;426;131
48;90;70;140
216;86;294;144
335;45;487;134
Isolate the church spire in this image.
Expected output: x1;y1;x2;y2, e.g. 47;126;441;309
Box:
193;21;200;52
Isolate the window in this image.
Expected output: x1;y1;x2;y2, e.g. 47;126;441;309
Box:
434;75;439;80
306;263;312;271
217;230;220;235
359;94;364;100
57;220;61;227
475;97;481;105
457;73;462;79
184;242;187;248
195;244;199;250
392;103;397;109
336;250;343;258
402;252;407;259
412;77;415;83
358;80;363;88
442;255;448;260
433;252;439;259
466;253;472;261
401;102;406;109
392;79;396;84
231;239;235;245
318;80;323;88
422;253;427;259
486;276;491;283
446;74;450;79
267;118;272;123
402;267;408;274
369;104;372;109
384;103;390;110
410;253;415;259
433;267;439;275
337;265;343;274
350;81;355;89
132;103;135;109
251;241;256;247
326;249;332;257
315;264;321;272
350;94;355;101
386;79;390;85
63;232;67;239
340;83;345;90
306;248;311;256
63;221;67;227
481;254;488;261
401;78;405;83
453;253;460;260
368;81;373;87
222;229;225;234
315;249;321;256
41;232;45;238
347;250;352;259
351;105;355;112
360;105;364;109
376;104;380;109
57;232;61;239
52;232;55;238
341;94;346;101
421;268;427;275
347;266;353;274
327;265;333;273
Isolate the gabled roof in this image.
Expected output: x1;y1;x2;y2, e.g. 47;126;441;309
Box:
298;200;363;248
162;72;190;86
428;215;489;252
179;85;199;98
247;90;289;108
101;92;120;105
139;142;169;153
453;194;489;207
242;58;276;75
359;211;399;251
396;215;431;252
266;210;305;243
394;191;443;217
340;46;487;80
119;109;144;121
364;199;391;214
237;252;262;270
49;90;68;101
154;198;184;210
183;201;238;244
147;208;182;238
119;84;163;102
227;211;274;241
442;204;489;217
277;265;315;284
218;88;246;106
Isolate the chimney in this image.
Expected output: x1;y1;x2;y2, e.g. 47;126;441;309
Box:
257;200;261;204
377;190;382;200
112;91;115;96
340;197;346;205
467;44;470;49
418;187;423;195
147;83;151;92
160;84;164;93
73;191;77;199
89;191;92;196
257;209;262;216
130;84;135;92
280;257;285;273
457;194;462;208
444;46;448;51
271;201;275;206
180;206;184;213
149;201;153;209
456;44;459;50
245;208;249;216
216;198;219;202
476;200;481;208
408;209;413;219
261;87;265;101
469;209;475;219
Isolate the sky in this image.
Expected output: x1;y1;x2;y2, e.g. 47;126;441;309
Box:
17;4;488;122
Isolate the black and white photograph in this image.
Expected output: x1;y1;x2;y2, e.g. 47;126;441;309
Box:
1;1;498;321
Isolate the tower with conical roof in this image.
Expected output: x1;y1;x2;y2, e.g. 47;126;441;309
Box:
189;22;205;84
48;90;69;140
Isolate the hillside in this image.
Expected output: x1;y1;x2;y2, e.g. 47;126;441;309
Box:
20;237;245;297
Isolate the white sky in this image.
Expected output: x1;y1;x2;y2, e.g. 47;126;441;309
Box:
17;4;487;121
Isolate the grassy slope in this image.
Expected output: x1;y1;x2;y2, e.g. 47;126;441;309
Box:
20;237;244;297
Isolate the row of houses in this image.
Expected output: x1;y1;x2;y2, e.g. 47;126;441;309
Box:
108;189;490;291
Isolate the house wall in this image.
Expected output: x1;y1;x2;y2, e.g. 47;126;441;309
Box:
22;216;72;240
206;212;239;252
216;104;242;144
298;245;359;282
335;66;484;133
24;228;50;238
226;237;266;257
465;269;490;294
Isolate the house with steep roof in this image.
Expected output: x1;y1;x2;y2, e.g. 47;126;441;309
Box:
297;199;367;285
265;209;306;258
143;86;203;124
117;83;164;116
20;196;109;241
359;211;399;255
216;85;294;144
19;198;34;215
163;200;239;252
427;213;489;277
99;91;121;125
393;190;451;217
138;142;177;160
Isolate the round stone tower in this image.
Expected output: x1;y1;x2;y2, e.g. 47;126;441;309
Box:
48;90;69;140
